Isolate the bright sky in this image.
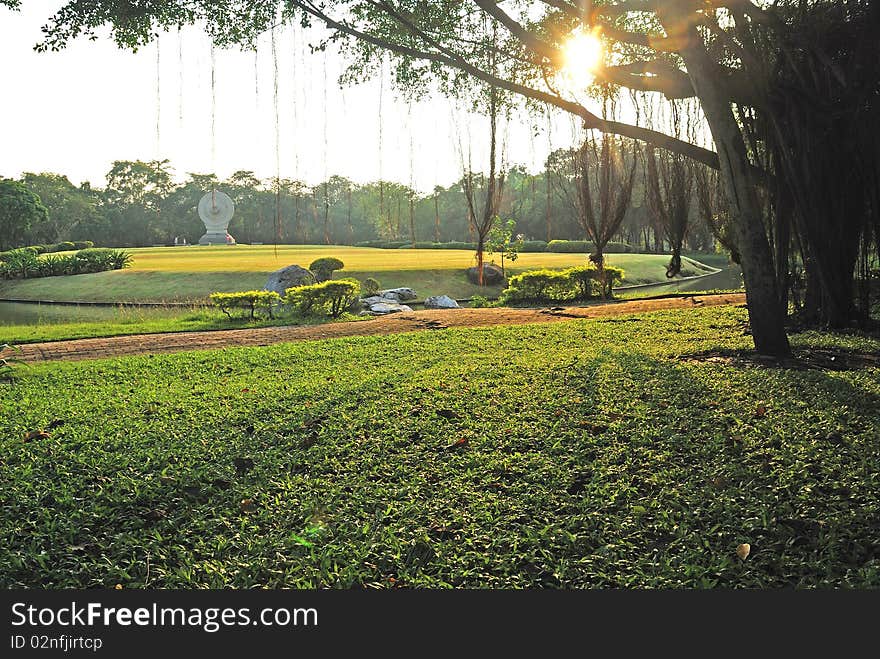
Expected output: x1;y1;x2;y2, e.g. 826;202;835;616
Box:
0;3;583;193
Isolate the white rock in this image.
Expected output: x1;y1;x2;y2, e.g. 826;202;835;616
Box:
424;295;460;309
369;303;412;315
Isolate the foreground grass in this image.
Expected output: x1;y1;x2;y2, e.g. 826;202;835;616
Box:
2;305;877;588
0;246;715;303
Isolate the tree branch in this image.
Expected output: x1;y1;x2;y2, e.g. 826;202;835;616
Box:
291;1;723;169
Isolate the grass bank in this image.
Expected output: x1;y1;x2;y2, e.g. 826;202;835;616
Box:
2;305;878;588
0;246;716;303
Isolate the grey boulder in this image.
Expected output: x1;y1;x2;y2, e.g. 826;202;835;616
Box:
264;264;315;296
466;263;505;286
369;303;413;315
424;295;460;309
380;287;417;302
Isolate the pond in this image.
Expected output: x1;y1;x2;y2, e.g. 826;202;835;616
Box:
0;301;197;327
617;263;743;297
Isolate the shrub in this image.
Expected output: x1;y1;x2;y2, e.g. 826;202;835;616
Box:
31;244;49;254
56;241;76;252
107;249;133;270
564;264;599;300
547;240;635;254
500;269;575;304
469;295;492;308
75;248;132;273
355;240;409;249
362;277;381;296
443;241;477;251
309;257;344;283
0;249;40;279
520;240;548;252
2;248;133;279
210;290;281;319
497;264;626;305
37;254;66;277
284;278;361;317
73;241;94;250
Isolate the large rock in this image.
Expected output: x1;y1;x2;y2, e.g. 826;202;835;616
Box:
361;295;388;307
369;303;413;315
424;295;460;309
466;263;505;286
264;265;315;296
380;287;417;302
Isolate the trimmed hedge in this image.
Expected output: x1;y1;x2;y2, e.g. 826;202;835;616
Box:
355;240;411;249
309;257;345;283
547;240;637;254
354;240;548;252
499;264;626;304
210;291;281;319
361;277;381;296
0;240;97;259
520;240;548;252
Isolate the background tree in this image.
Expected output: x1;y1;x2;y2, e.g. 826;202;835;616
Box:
0;179;48;251
486;217;524;278
18;172;99;244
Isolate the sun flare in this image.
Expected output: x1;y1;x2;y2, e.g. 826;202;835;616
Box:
559;28;603;93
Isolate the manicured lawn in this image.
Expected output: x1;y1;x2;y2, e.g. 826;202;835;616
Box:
2;305;878;588
0;246;716;303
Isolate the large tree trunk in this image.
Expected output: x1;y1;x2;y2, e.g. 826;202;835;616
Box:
670;13;791;357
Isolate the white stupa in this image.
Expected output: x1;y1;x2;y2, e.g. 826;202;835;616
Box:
198;190;236;245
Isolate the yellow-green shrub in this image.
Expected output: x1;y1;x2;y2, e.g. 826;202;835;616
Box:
210;290;281;319
284;278;360;317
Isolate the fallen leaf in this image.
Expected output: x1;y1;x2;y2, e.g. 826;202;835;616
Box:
114;584;123;590
755;404;767;418
24;430;51;442
240;498;256;513
446;437;469;450
736;543;751;560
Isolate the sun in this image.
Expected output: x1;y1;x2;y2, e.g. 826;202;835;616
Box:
559;28;603;93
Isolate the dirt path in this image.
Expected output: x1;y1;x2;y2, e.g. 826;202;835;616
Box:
16;293;746;363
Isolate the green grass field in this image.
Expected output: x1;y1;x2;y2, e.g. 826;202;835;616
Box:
0;245;717;304
2;305;878;588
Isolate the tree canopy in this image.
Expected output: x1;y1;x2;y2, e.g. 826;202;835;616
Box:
0;179;49;251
